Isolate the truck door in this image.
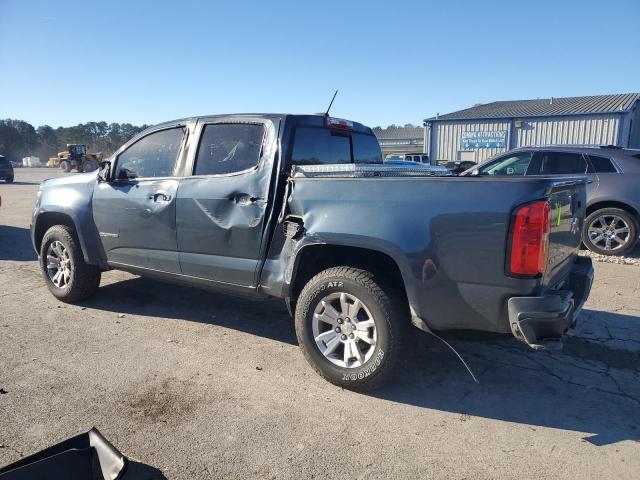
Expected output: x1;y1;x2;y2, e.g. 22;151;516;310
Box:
175;118;278;287
92;126;187;273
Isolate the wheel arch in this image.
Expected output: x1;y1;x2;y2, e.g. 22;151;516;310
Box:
586;200;640;223
287;243;410;319
34;211;98;265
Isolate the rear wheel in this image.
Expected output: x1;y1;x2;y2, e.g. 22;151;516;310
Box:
5;176;13;183
295;266;405;391
39;225;101;302
59;160;71;173
583;208;638;256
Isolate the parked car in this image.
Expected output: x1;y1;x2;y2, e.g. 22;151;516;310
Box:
385;153;430;163
0;155;14;182
31;114;593;390
463;146;640;256
446;160;477;175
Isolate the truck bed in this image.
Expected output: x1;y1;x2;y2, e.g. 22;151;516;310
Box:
285;166;587;333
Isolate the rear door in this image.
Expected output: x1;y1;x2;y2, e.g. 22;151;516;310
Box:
92;125;188;273
175;117;279;287
528;150;599;197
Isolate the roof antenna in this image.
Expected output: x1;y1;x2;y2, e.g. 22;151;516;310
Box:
324;90;338;117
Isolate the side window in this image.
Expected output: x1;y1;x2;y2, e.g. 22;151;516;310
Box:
194;123;265;175
588;155;618;173
352;133;382;163
478;152;533;176
538;152;587;175
116;127;184;179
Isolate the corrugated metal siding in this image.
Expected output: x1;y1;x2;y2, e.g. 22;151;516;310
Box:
516;115;619;147
432;120;510;163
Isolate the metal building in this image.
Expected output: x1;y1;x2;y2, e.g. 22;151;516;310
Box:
374;127;425;158
423;93;640;164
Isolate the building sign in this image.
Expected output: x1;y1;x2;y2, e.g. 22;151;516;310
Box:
461;130;507;149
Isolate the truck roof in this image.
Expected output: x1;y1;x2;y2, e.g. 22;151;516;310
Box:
148;114;374;135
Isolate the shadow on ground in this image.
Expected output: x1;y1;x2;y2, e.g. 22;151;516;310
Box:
372;311;640;447
0;225;37;261
80;275;297;345
81;275;640;447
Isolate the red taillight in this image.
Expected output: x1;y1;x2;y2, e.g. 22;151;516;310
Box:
324;116;353;130
508;200;550;277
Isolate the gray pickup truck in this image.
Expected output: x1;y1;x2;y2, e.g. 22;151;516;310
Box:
31;114;593;390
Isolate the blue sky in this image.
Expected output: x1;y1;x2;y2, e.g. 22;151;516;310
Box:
1;0;639;128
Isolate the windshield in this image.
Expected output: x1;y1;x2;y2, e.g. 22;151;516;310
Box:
478;152;533;176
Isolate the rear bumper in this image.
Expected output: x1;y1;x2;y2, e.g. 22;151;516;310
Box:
507;256;593;347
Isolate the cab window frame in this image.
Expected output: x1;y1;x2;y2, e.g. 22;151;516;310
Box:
112;125;188;181
190;122;267;178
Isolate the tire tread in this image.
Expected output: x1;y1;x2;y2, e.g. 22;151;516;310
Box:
40;225;101;302
295;266;405;391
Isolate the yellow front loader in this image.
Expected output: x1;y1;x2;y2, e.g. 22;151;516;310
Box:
48;144;103;172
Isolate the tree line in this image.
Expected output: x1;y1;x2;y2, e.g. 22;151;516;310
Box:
372;123;420;131
0;119;149;164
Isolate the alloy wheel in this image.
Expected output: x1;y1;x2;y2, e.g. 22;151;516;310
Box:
46;240;72;288
587;214;631;252
312;292;377;368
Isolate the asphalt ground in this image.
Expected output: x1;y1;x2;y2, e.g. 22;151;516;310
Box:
1;168;639;479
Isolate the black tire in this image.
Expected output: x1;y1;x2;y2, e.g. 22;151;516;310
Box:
39;225;101;302
60;160;71;173
583;208;638;256
5;176;13;183
82;159;98;172
295;266;406;391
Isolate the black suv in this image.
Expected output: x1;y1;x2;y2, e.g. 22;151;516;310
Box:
0;155;14;183
464;146;640;256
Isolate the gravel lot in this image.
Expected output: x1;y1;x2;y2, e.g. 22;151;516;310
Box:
1;168;639;479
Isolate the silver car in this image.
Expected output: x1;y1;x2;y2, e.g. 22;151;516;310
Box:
463;145;640;256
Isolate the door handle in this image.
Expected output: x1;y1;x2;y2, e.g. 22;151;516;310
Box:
232;194;263;206
148;192;172;202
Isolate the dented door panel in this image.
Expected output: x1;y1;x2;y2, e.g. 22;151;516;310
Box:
176;118;279;287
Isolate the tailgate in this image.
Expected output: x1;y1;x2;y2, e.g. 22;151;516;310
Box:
542;180;587;289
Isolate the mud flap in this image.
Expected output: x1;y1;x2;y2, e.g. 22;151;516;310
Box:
0;428;127;480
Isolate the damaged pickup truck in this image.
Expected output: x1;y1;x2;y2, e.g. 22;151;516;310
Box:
31;114;594;390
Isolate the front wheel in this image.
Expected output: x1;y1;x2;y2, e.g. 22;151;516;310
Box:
583;208;638;256
5;176;13;183
39;225;101;302
295;266;405;391
82;159;98;172
59;160;71;173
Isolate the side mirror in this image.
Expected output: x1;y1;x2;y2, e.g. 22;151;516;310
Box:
97;161;111;182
